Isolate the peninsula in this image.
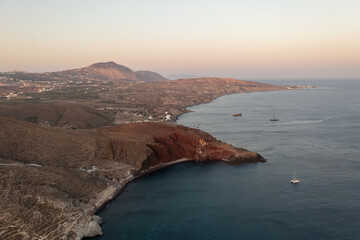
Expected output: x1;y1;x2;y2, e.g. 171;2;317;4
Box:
0;62;311;239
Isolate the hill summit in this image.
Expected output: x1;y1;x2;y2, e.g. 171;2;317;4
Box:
89;61;132;70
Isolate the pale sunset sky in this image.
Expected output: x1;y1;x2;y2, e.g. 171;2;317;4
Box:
0;0;359;79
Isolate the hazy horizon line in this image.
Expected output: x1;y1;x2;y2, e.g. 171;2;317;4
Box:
1;62;359;81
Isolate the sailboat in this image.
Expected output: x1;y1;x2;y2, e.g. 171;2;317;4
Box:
290;170;300;184
270;110;279;121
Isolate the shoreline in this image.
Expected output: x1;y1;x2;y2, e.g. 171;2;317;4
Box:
93;158;194;215
89;157;247;238
83;85;312;238
85;87;304;238
171;86;313;123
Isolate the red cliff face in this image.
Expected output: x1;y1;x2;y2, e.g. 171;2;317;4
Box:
99;122;265;170
144;127;265;168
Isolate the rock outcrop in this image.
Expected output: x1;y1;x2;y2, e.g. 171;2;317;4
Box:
0;117;264;239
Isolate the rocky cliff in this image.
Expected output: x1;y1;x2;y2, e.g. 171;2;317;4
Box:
0;117;264;240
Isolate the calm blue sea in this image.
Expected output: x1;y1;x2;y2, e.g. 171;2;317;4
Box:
93;79;360;240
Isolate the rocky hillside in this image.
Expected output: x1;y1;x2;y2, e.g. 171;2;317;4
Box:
0;117;264;240
135;70;168;82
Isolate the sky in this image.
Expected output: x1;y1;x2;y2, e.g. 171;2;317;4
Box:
0;0;359;79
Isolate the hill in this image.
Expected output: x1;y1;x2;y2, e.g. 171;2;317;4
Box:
50;61;168;82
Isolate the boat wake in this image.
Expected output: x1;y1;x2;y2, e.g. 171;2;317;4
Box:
294;139;336;151
278;119;324;125
313;144;335;151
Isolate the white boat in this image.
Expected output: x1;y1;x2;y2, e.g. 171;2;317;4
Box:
270;110;279;121
290;170;300;184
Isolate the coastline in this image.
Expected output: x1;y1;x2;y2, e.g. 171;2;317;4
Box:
92;157;232;215
92;158;193;214
84;86;311;239
171;85;313;123
87;156;260;239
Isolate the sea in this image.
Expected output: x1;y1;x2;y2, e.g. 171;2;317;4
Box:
92;79;360;240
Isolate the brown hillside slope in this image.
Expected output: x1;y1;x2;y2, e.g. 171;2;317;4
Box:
0;103;113;128
135;70;168;82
